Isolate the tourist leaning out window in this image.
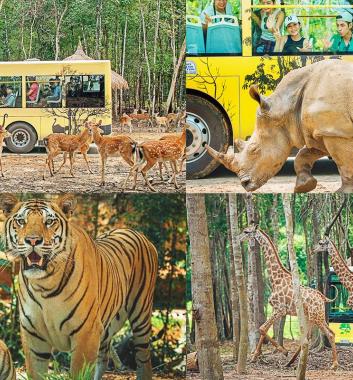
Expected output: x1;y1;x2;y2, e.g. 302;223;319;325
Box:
200;0;234;31
252;0;284;54
274;15;312;53
324;12;353;53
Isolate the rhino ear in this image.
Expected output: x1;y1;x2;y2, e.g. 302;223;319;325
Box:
249;85;270;111
234;139;246;152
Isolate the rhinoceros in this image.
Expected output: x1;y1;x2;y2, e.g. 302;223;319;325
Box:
206;59;353;192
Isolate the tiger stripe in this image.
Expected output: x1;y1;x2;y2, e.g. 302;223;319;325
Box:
0;195;158;380
0;340;15;380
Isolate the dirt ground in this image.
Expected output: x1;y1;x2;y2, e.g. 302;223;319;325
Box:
187;158;341;194
187;340;353;380
0;132;185;194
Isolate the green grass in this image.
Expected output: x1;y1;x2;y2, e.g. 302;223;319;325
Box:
41;362;95;380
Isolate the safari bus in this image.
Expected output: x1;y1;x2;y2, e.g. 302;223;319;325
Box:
326;268;353;345
0;60;112;153
186;0;353;178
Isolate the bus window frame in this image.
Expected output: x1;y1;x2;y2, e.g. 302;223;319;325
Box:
250;2;353;57
0;76;23;109
186;1;353;58
25;76;63;109
65;74;105;109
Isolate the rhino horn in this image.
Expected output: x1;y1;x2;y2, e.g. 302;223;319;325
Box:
249;84;270;111
205;144;239;172
234;138;246;152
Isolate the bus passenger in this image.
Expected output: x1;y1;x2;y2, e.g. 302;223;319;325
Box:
200;0;234;30
27;76;39;102
0;86;16;108
46;78;61;105
274;15;312;53
252;0;284;54
323;12;353;53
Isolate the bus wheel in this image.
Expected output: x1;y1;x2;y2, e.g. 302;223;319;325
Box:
187;94;230;179
5;123;37;153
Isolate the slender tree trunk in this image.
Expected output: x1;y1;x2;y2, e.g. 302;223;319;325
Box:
119;15;127;115
95;0;103;59
186;194;224;380
228;194;248;374
165;38;185;114
283;194;309;380
54;0;68;60
245;194;265;351
151;0;160;114
139;2;151;113
226;198;240;360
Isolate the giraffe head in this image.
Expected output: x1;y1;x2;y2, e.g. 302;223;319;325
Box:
312;236;331;255
239;224;259;242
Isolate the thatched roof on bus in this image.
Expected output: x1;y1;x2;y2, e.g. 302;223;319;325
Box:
63;42;128;90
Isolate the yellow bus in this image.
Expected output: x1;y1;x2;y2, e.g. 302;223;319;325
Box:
186;0;353;178
0;60;112;153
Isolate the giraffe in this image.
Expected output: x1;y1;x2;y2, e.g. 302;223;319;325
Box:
239;224;338;370
314;235;353;310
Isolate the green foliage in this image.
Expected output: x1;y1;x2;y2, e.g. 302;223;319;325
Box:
41;362;95;380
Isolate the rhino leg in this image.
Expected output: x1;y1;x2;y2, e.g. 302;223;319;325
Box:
323;137;353;192
294;147;326;193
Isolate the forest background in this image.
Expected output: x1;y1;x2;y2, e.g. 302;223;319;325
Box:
0;0;185;116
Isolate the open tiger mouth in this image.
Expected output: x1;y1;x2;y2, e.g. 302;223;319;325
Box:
23;251;49;271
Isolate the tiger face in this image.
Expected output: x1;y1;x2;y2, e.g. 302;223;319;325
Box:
0;194;76;279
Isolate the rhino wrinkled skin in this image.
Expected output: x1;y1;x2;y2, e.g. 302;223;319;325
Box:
206;59;353;192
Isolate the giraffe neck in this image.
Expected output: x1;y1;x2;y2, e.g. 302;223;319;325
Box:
328;240;353;291
254;229;291;288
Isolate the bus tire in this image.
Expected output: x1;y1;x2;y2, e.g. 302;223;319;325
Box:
186;94;230;179
5;122;37;153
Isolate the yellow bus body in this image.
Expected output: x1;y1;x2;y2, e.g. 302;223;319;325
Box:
0;60;112;152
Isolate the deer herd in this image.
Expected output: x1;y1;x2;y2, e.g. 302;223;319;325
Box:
0;111;186;192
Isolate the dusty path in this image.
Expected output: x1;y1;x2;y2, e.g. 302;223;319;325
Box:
0;132;185;194
187;158;341;193
187;340;353;380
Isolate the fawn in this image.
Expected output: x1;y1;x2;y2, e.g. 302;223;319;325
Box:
0;114;10;177
43;122;93;179
90;120;136;186
123;128;186;192
159;130;186;175
153;114;169;132
119;113;133;133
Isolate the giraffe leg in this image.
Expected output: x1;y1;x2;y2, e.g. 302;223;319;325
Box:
319;322;338;370
252;309;287;362
285;324;313;368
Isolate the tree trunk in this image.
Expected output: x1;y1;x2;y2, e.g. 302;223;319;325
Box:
283;194;309;380
139;2;151;113
95;0;103;59
151;0;160;114
245;194;265;352
186;194;224;380
271;194;286;346
119;16;128;115
165;38;186;115
54;0;68;60
228;194;248;374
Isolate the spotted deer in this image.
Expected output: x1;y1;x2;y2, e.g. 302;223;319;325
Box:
0;113;10;177
239;225;338;370
123;128;185;192
119;113;133;133
153;114;169;133
43;122;93;179
90;120;136;186
159;129;186;175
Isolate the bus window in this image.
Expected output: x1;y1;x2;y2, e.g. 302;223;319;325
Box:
0;76;22;108
186;0;242;55
252;1;353;55
65;75;105;108
26;76;62;108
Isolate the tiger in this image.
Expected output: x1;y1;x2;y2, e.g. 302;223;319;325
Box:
0;339;15;380
0;194;158;380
